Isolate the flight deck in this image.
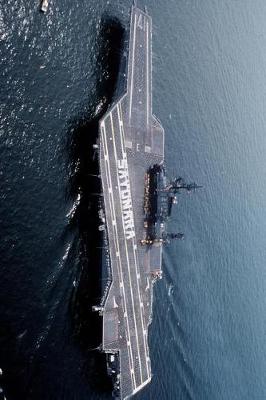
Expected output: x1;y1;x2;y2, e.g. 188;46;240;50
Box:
99;5;165;399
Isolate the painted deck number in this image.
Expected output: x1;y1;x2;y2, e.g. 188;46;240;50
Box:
117;157;135;240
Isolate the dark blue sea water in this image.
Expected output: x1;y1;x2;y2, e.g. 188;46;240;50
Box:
1;0;266;399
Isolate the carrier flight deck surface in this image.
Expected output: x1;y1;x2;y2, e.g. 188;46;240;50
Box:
98;5;164;399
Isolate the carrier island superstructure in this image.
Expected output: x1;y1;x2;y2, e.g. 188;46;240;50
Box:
95;5;200;399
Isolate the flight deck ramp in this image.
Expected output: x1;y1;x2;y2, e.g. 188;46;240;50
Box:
98;5;165;399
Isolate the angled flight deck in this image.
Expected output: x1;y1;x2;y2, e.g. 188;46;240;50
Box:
99;5;164;399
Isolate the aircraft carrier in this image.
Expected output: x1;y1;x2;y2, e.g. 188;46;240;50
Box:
94;4;201;399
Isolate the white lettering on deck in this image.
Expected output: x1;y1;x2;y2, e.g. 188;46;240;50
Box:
117;157;135;239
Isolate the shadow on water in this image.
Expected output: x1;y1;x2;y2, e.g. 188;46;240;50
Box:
66;16;126;394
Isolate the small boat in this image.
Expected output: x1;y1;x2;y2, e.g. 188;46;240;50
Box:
40;0;49;13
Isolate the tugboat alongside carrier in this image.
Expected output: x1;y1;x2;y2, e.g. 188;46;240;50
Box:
93;5;201;399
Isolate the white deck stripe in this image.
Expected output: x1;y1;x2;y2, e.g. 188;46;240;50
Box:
117;105;126;156
118;103;126;144
132;241;151;375
102;129;136;388
132;376;152;395
109;112;144;382
146;20;149;127
101;124;137;390
129;13;137;122
116;104;151;378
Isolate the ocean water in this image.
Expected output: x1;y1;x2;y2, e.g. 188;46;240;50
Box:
1;0;266;399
